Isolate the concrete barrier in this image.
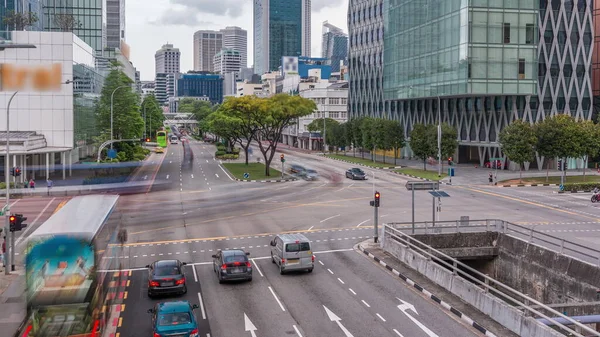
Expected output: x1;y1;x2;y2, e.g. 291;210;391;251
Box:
383;232;564;337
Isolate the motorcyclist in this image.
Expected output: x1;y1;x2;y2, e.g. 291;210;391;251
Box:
592;187;600;203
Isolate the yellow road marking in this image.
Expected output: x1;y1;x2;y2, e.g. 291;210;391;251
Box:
124;291;128;299
52;200;68;214
128;270;132;277
116;333;120;337
457;186;600;221
118;317;122;327
128;197;370;236
114;225;375;247
126;280;130;287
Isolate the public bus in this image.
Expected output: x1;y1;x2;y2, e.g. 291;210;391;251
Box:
20;195;121;337
156;130;167;148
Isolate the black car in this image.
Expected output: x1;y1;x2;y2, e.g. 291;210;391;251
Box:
147;260;187;297
346;168;367;180
212;249;253;284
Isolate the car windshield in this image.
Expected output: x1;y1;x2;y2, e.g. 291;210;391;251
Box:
154;266;180;276
224;255;247;263
158;312;192;326
306;170;317;174
286;242;311;252
351;169;364;173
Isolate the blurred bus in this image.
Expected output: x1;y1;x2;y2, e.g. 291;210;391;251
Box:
156;130;167;148
20;195;121;337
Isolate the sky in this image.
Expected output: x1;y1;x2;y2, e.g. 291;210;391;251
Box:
126;0;349;81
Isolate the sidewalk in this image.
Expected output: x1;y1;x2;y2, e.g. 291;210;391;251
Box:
0;266;26;336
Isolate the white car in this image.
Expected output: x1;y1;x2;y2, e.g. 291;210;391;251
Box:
170;136;179;144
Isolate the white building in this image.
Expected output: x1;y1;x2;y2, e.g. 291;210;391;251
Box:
155;43;180;75
302;0;311;57
236;81;263;97
214;49;242;75
0;31;103;182
141;81;155;100
193;30;223;72
221;26;248;69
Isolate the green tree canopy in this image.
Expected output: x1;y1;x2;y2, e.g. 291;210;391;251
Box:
440;123;459;171
360;117;375;160
307;118;340;148
141;94;165;139
575;120;600;180
409;123;437;170
386;120;405;165
499;120;537;182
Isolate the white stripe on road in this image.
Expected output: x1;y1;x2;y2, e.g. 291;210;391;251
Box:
166;175;169;179
215;173;219;178
218;164;234;181
197;292;207;320
251;258;264;277
192;265;198;282
293;325;303;337
191;174;194;179
318;261;324;266
393;329;405;336
361;300;370;307
206;160;209;163
376;313;386;322
356;219;370;227
320;214;341;223
349;288;356;295
169;161;172;164
143;175;147;180
308;226;314;231
268;286;286;311
327;269;334;274
338;278;345;284
16;197;56;246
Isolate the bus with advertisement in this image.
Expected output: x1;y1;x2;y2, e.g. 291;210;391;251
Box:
156;129;168;148
19;195;122;337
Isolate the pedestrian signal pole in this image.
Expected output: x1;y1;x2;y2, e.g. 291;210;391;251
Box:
280;154;285;179
369;191;381;243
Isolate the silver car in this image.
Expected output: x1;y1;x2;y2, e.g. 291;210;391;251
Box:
270;234;314;274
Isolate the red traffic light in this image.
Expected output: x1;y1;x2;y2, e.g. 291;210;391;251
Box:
146;138;150;142
9;216;15;222
375;192;380;199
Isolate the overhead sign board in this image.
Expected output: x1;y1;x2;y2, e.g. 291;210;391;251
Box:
0;63;62;91
405;181;439;191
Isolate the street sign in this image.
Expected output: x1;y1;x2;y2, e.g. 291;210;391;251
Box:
243;173;250;179
428;190;450;198
405;181;439;191
107;149;117;159
0;204;8;216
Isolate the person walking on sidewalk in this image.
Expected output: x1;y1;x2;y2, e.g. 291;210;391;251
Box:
47;179;53;196
29;178;35;189
489;172;493;185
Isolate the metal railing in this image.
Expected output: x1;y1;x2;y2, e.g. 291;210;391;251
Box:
382;224;600;337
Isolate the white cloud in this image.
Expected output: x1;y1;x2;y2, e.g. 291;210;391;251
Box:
151;8;215;26
312;0;346;12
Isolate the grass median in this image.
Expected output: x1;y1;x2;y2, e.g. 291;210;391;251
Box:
395;167;447;181
222;162;283;180
325;154;397;168
499;175;600;185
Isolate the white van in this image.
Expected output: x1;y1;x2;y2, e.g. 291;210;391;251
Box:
270;233;314;274
170;135;179;144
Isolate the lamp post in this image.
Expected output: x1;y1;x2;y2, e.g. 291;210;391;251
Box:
437;96;442;178
110;85;129;149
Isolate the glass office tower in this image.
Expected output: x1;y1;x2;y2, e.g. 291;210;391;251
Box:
43;0;104;54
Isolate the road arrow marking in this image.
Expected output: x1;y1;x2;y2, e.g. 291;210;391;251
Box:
244;313;257;337
323;305;354;337
397;298;439;337
166;175;169;179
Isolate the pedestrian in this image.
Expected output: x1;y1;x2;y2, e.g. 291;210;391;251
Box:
489;172;493;185
1;238;5;268
29;178;35;189
47;179;53;196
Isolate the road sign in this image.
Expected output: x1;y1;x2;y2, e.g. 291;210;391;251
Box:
243;173;250;179
107;149;117;159
428;191;450;198
0;204;9;216
405;181;439;191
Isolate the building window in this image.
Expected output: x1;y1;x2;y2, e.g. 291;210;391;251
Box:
330;98;340;105
518;59;525;78
525;24;534;44
503;23;510;43
341;98;348;105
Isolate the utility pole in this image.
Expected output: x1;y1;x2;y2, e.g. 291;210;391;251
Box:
370;191;380;243
4;91;17;274
437;96;442;178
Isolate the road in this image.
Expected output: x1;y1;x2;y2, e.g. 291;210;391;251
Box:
15;138;600;337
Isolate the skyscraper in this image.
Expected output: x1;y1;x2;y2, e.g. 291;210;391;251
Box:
322;21;347;73
0;0;43;32
43;0;104;53
253;0;310;75
193;30;223;72
155;43;180;75
106;0;125;49
221;26;248;69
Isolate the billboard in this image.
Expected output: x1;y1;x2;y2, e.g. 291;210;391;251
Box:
282;56;299;76
26;235;95;307
0;63;63;91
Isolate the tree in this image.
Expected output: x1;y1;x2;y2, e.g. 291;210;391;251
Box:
351;117;365;158
345;119;356;156
387;120;405;166
215;96;262;165
410;124;437;170
330;123;347;154
141;95;165;139
206;111;241;152
178;98;213;135
360;117;375;161
95;70;143;144
498;120;537;183
3;11;38;31
53;14;82;32
439;123;459;173
252;94;315;176
534;114;582;182
307;118;340;150
371;118;391;163
575;120;600;181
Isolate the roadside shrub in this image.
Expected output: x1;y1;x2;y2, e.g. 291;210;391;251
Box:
215;150;226;156
133;153;146;161
116;151;128;162
83;175;129;185
562;183;600;192
217;145;227;152
0;182;17;189
232;148;240;154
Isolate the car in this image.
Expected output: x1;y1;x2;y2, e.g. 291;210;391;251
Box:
212;249;252;283
301;169;318;181
146;260;187;297
290;164;305;174
155;147;165;154
148;301;200;337
270;233;314;274
346;168;367;180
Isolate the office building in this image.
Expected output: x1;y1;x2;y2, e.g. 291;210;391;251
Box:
155;43;180;75
214;49;242;75
155;73;168;106
322;21;348;73
106;0;125;49
221;26;248;69
177;73;224;105
282;56;332;80
594;0;600;118
193;30;223;72
42;0;104;53
141;81;156;100
0;0;43;32
347;0;384;119
253;0;310;75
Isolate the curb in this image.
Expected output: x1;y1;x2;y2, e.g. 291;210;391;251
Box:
234;178;297;183
390;171;453;186
320;154;400;170
558;190;592;194
358;245;497;337
499;183;559;188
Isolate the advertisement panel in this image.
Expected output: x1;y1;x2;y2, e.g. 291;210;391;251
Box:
0;63;63;91
26;235;95;307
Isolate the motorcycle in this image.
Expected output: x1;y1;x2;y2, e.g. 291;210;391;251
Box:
592;194;600;203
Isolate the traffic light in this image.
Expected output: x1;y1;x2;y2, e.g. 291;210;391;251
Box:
563;161;568;171
141;138;151;143
14;167;21;177
374;191;380;207
280;154;285;162
558;159;563;171
9;215;16;232
9;214;27;232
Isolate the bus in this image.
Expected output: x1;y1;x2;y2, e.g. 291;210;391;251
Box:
156;130;167;148
21;195;121;337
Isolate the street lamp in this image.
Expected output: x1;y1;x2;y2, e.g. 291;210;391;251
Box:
110;85;129;149
437;96;442;178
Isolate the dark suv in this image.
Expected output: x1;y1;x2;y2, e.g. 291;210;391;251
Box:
212;249;252;283
147;260;187;297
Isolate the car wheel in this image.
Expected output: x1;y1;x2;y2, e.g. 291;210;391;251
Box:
182;285;187;294
279;265;285;275
147;291;153;298
307;268;313;273
248;276;253;282
218;274;224;284
271;253;275;264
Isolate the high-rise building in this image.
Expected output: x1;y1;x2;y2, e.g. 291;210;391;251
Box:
42;0;105;53
155;43;180;75
214;49;242;75
193;30;223;72
321;21;348;73
177;73;224;104
221;26;248;69
106;0;125;49
0;0;43;32
253;0;310;75
155;73;168;106
594;0;600;119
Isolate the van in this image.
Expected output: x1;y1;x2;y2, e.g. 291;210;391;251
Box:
270;233;314;274
170;135;179;144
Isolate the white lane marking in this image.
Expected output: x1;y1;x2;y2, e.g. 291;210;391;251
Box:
206;160;209;163
166;174;169;179
356;219;370;227
144;175;148;180
197;292;207;320
209;187;212;191
327;269;334;274
16;197;55;246
191;174;194;179
215;173;219;178
376;313;386;322
170;161;172;164
318;261;324;266
381;214;389;218
218;164;234;181
268;286;286;311
338;278;345;284
320;214;341;223
293;325;303;337
361;300;370;307
393;329;404;337
192;265;198;282
308;226;314;231
349;288;356;295
251;258;264;277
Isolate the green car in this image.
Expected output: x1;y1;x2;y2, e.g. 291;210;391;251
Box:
148;301;200;337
